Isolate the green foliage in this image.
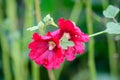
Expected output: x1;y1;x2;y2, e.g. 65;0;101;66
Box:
27;26;40;31
103;5;119;18
43;14;58;27
60;37;74;49
103;5;120;35
27;21;44;31
27;14;57;31
105;22;120;34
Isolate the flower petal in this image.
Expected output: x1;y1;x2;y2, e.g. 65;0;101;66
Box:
58;18;75;32
64;47;76;61
74;41;85;54
29;41;48;60
57;18;90;62
28;32;65;70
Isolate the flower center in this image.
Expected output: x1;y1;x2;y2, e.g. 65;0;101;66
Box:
48;41;56;50
63;33;70;39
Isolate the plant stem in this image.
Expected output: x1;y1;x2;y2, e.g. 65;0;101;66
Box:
85;0;96;80
32;62;40;80
54;64;64;80
35;0;41;22
22;0;34;80
6;0;22;80
89;30;106;38
108;35;118;80
113;18;118;23
34;0;56;80
92;12;102;23
35;0;56;79
48;70;55;80
69;0;83;22
1;2;12;79
31;0;41;80
0;0;3;22
102;1;118;80
54;0;83;79
1;32;12;80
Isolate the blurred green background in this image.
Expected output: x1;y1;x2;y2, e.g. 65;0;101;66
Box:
0;0;120;80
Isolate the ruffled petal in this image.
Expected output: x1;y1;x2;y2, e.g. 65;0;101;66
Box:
29;41;48;60
28;32;64;70
34;48;64;70
43;48;64;70
74;41;85;54
80;33;90;42
64;47;76;61
57;18;90;62
53;48;64;69
58;18;75;32
32;32;41;40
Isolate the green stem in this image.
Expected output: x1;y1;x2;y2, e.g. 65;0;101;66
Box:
32;62;40;80
85;0;96;80
1;36;12;80
22;0;35;80
35;0;41;22
1;33;12;80
92;12;102;23
54;64;64;80
102;1;118;80
89;30;106;38
1;7;12;79
34;0;56;79
69;0;83;22
113;18;118;23
34;0;56;80
108;35;118;80
48;70;55;80
54;0;83;80
0;0;3;22
102;0;109;9
117;35;120;56
31;0;41;80
6;0;22;80
51;22;58;27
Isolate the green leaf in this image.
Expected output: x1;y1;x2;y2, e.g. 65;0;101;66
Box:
60;37;74;49
27;26;39;31
43;14;58;27
103;5;119;18
38;21;44;28
27;21;44;31
105;22;120;34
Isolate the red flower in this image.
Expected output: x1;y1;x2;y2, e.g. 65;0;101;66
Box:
57;18;89;61
28;32;64;70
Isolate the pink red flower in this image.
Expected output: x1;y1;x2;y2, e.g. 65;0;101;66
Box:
28;18;89;70
57;18;89;61
28;32;64;70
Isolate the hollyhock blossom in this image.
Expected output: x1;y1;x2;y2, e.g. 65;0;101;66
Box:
57;18;89;61
28;32;64;70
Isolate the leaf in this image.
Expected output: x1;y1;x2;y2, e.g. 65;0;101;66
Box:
43;14;54;25
105;22;120;34
43;14;58;27
27;26;39;31
27;21;44;31
38;21;44;28
60;37;74;49
103;5;119;18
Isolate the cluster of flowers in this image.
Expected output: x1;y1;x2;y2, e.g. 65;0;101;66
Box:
28;18;89;70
